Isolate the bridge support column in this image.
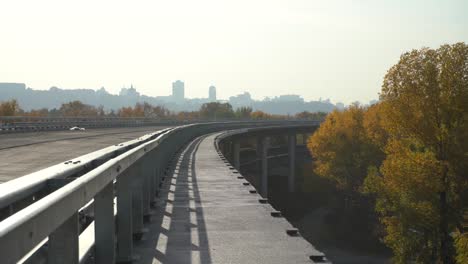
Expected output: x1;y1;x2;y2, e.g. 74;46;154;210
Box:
117;169;134;262
48;212;79;264
94;182;115;263
157;150;163;191
302;133;308;145
132;167;145;238
256;137;262;174
152;152;160;199
260;137;269;198
233;141;240;170
142;157;151;216
222;142;228;158
228;141;233;161
288;133;296;193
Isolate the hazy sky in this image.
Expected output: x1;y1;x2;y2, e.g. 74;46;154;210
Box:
1;0;467;104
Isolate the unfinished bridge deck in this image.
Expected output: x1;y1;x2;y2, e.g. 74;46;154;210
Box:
133;133;325;264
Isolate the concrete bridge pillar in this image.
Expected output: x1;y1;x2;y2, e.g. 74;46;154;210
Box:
94;182;116;263
132;165;145;238
222;142;228;158
233;141;240;170
116;169;134;262
302;133;308;145
256;137;262;173
258;136;269;198
288;133;296;193
48;212;79;264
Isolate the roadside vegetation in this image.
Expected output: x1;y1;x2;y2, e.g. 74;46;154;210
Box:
307;43;468;263
0;99;327;121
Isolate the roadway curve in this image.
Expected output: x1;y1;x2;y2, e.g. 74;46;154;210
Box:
0;126;170;183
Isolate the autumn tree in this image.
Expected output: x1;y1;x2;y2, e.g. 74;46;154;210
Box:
250;110;271;120
199;102;235;120
176;111;199;121
59;101;98;117
235;106;253;119
118;106;134;117
117;102;169;118
25;108;49;117
0;99;21;116
364;43;468;263
308;104;384;209
455;232;468;264
97;105;105;116
295;111;327;121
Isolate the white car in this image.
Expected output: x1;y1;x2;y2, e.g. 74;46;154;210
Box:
69;126;86;131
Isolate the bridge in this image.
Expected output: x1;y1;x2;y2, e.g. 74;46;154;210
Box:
0;121;328;263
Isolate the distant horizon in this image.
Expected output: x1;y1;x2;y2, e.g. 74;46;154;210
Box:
1;1;467;104
1;81;366;105
0;82;342;114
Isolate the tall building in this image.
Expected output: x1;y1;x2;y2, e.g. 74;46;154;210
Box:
119;84;140;97
172;80;185;102
229;92;252;106
209;85;216;101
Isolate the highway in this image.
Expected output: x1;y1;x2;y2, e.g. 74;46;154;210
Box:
0;121;327;263
0;126;170;183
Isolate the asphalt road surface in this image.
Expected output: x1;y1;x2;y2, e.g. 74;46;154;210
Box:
0;126;170;183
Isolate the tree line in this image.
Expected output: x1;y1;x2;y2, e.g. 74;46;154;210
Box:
308;43;467;263
0;99;327;121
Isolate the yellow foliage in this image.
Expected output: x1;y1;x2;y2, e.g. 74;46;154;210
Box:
455;232;468;264
0;99;21;116
365;42;468;263
308;105;383;193
250;110;271;120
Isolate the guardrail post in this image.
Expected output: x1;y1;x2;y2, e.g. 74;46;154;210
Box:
288;133;296;193
233;141;240;170
48;212;79;264
94;182;115;263
117;169;134;262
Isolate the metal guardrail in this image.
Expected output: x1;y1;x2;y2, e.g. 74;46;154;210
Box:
0;116;315;133
0;127;172;219
0;116;184;133
214;123;320;153
0;121;318;263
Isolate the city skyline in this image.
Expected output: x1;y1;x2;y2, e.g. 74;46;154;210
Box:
3;80;347;103
1;1;467;104
0;82;341;114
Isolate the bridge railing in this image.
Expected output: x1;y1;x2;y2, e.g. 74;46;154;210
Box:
0;116;315;133
0;121;318;263
0;127;173;220
0;116;184;133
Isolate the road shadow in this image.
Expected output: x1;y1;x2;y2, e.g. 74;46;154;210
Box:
135;136;212;264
